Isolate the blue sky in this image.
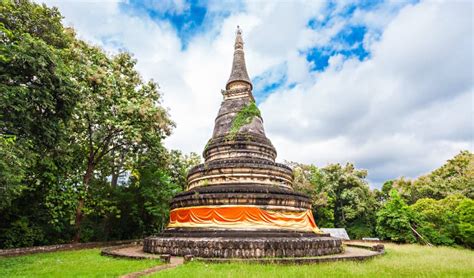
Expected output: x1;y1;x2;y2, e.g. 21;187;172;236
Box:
41;0;473;188
118;0;408;104
120;0;208;48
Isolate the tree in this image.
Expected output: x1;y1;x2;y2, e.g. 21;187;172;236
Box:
67;45;174;241
0;0;78;147
0;0;177;246
378;152;474;246
455;198;474;248
95;149;200;240
391;151;474;204
0;0;83;247
376;190;417;243
291;162;377;238
166;150;201;191
0;135;32;210
410;195;467;246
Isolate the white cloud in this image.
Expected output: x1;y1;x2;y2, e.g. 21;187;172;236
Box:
260;0;473;185
37;0;473;187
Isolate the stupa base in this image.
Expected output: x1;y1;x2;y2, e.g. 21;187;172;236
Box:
143;230;343;258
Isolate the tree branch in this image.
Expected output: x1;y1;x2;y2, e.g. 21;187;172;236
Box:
94;141;128;165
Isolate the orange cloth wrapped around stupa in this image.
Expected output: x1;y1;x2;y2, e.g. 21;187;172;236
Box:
168;205;320;233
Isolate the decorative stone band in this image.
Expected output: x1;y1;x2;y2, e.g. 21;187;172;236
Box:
203;133;277;162
221;87;255;101
187;171;293;190
171;184;312;211
187;159;293;190
204;141;276;162
167;205;321;234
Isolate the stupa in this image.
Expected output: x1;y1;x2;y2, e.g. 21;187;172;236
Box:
143;27;342;258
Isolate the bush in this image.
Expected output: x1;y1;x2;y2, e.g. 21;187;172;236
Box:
410;195;472;247
0;217;44;248
456;198;474;248
376;190;417;243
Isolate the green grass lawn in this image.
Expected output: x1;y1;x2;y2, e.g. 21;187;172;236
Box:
0;248;161;278
150;244;474;278
0;244;472;278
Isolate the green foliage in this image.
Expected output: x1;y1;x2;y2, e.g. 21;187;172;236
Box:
376;152;474;246
376;190;417;243
0;0;78;148
346;220;375;240
392;151;473;204
456;198;474;247
0;136;32;210
409;194;468;246
227;101;261;140
292;164;335;228
166;150;201;191
373;153;474;247
0;0;183;247
0;0;82;247
0;0;81;237
0;217;44;248
66;43;174;240
291;162;377;238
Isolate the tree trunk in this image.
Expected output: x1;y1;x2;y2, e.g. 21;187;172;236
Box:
111;171;119;187
73;161;94;242
410;224;433;246
111;148;118;187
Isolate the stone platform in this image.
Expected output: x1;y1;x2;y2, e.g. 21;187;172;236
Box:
104;243;383;264
143;235;342;258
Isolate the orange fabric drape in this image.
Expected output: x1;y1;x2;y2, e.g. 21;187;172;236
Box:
168;205;320;233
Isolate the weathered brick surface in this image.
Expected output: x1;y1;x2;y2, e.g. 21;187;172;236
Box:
194;245;383;264
143;236;342;258
170;184;312;210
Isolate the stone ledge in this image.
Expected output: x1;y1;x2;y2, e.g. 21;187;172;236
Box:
345;242;385;252
195;246;383;264
175;184;308;198
101;244;383;265
170;185;312;210
0;239;142;257
101;244;162;260
188;159;292;178
170;194;311;210
203;133;276;161
159;228;329;238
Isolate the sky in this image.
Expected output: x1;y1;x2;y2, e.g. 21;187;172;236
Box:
38;0;473;188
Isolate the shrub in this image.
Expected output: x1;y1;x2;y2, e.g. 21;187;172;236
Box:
376;190;417;243
456;198;474;248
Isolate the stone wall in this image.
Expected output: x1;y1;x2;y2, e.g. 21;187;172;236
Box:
0;239;141;257
143;236;342;258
